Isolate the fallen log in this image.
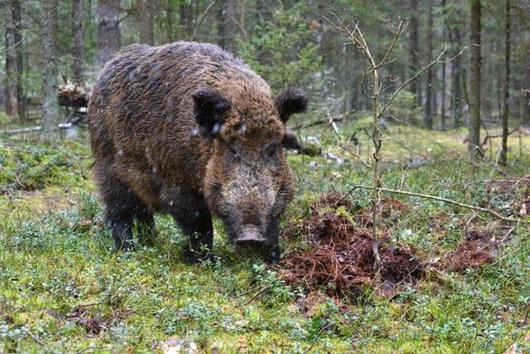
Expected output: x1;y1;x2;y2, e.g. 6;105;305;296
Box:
0;123;75;135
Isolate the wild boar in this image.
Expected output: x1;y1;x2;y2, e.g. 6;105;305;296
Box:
88;42;307;263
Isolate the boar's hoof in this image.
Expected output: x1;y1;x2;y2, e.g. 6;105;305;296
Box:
182;247;214;265
268;248;281;265
114;239;136;252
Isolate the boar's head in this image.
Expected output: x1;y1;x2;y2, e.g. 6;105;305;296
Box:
192;86;307;261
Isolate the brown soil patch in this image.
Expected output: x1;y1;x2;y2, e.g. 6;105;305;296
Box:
279;193;508;299
485;175;530;217
67;304;129;335
446;229;497;272
278;193;422;297
297;290;350;316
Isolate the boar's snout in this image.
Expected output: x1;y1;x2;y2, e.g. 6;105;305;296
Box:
234;224;269;248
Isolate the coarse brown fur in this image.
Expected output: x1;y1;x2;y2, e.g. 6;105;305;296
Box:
88;42;307;262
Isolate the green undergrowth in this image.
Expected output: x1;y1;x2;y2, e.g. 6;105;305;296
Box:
0;126;529;353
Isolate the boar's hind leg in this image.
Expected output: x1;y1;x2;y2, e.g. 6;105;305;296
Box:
170;193;213;263
100;177;146;251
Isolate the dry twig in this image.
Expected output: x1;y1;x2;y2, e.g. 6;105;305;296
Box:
351;185;529;224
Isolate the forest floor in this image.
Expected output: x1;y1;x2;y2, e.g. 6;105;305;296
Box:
0;118;529;353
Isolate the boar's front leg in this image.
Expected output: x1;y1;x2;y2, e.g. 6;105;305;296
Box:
266;220;281;264
169;192;214;263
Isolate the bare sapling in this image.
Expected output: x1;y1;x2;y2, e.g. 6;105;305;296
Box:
327;17;448;270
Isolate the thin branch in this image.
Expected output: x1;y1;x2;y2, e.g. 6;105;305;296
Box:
0;126;42;134
380;47;448;117
192;1;217;39
0;123;76;135
241;285;271;306
25;329;45;347
291;114;347;130
352;185;529;224
375;21;408;69
482;127;519;146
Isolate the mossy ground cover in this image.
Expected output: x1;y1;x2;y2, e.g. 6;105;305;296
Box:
0;123;529;353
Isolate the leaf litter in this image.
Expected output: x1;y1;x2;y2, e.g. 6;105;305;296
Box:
277;192;505;299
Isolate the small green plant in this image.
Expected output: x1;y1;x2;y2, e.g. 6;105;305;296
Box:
386;90;421;125
0;143;82;192
77;192;101;221
252;263;293;306
0;110;12;125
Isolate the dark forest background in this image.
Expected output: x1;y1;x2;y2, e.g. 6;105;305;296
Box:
1;0;529;139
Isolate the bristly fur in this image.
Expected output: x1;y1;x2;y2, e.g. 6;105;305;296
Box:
88;41;307;262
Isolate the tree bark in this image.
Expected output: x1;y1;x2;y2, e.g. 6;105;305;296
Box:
4;0;23;121
469;0;482;160
137;0;154;45
524;47;530;127
441;0;447;130
41;0;60;141
342;44;354;115
4;0;18;118
500;0;510;166
179;1;193;39
218;0;237;55
165;0;175;42
96;0;121;68
72;0;84;85
408;0;420;107
13;0;24;121
424;0;434;129
451;24;463;128
432;71;438;119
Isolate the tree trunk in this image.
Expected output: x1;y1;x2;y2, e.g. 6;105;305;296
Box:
72;0;84;85
424;0;434;129
255;0;272;65
441;0;447;130
342;44;353;115
137;0;154;45
13;0;24;121
500;0;510;166
469;0;482;160
451;25;463;128
432;72;438;119
96;0;121;68
218;0;237;55
408;0;420;107
165;0;175;42
179;1;193;39
41;0;60;141
4;0;23;121
524;48;530;127
4;0;18;118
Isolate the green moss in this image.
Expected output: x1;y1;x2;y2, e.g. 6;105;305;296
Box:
0;128;529;352
0;139;91;193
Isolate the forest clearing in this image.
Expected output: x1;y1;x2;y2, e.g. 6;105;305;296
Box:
1;0;530;353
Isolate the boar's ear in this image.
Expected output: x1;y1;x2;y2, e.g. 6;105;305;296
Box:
282;130;303;151
274;87;308;123
192;88;232;138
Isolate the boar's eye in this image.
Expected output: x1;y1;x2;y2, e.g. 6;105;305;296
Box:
266;145;279;159
227;144;241;159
